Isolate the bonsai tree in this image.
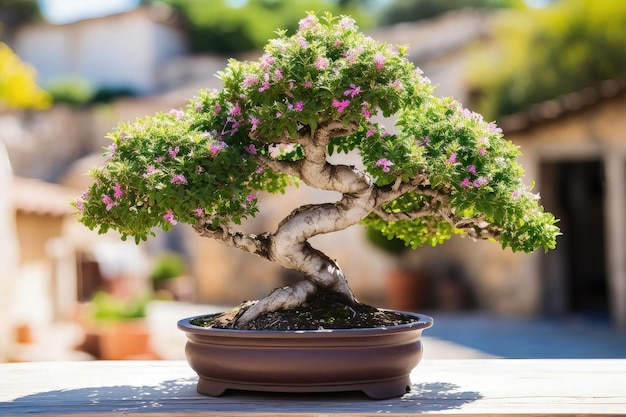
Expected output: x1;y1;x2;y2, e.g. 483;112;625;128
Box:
73;12;559;328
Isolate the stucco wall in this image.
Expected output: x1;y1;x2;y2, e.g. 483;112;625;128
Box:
14;9;186;95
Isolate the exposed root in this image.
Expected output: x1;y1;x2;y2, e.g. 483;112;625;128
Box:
236;280;318;326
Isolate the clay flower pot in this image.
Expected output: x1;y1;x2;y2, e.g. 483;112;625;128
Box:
178;311;433;399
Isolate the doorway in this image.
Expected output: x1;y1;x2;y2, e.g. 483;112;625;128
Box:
539;160;608;317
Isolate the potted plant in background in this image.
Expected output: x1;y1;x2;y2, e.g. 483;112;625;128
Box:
79;291;157;360
150;250;193;301
72;12;559;398
365;225;432;312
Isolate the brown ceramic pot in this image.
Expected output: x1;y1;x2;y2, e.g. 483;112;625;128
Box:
177;311;433;399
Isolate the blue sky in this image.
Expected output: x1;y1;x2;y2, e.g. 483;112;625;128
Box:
39;0;140;24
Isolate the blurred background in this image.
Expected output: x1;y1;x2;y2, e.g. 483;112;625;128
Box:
1;0;625;363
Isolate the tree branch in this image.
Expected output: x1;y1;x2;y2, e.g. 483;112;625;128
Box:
373;183;503;241
192;219;271;260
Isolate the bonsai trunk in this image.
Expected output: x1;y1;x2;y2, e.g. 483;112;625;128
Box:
193;190;376;326
192;121;386;326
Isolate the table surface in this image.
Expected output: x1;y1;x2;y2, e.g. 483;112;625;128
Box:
0;359;624;416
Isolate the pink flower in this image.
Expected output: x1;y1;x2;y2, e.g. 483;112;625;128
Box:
488;122;502;134
303;80;313;88
344;48;358;63
373;53;386;70
244;144;257;155
315;57;329;70
390;80;403;90
171;174;187;184
210;142;227;155
338;16;355;29
447;153;457;164
298;37;309;48
230;101;241;116
366;126;376;137
168;146;179;158
169;108;184;120
473;177;489;187
298;14;317;30
512;190;521;199
163;210;177;226
243;75;259;87
332;98;350;113
154;156;165;163
249;116;260;132
361;102;371;118
260;54;275;69
113;183;124;198
102;194;115;211
74;198;84;211
256;166;264;173
376;158;393;173
460;177;472;188
479;148;486;156
274;68;283;80
215;103;221;114
193;207;204;217
294;101;304;112
258;73;271;92
467;165;477;174
246;193;257;202
258;80;270;92
343;83;361;98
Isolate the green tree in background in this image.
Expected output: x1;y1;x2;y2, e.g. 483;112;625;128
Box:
468;0;626;119
0;0;40;28
378;0;521;26
160;0;373;54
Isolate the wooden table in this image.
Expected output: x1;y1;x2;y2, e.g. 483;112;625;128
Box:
0;360;624;416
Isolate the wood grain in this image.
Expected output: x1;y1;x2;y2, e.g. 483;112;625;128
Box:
0;359;624;416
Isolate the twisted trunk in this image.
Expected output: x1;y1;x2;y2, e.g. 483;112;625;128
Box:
193;120;500;326
193;121;396;325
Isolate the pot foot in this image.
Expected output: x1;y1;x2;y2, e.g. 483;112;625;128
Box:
197;377;227;397
359;377;412;400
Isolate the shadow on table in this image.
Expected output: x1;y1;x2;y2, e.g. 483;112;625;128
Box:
0;378;481;415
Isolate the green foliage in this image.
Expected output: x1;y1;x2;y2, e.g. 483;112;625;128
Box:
89;291;149;321
161;0;372;54
378;0;522;26
73;11;559;254
45;76;94;106
469;0;626;118
365;225;407;256
364;95;559;253
150;251;186;282
46;76;134;106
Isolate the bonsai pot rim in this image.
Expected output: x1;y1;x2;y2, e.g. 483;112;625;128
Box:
178;310;433;399
177;309;433;336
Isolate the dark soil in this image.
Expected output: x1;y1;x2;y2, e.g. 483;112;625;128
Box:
190;289;417;331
